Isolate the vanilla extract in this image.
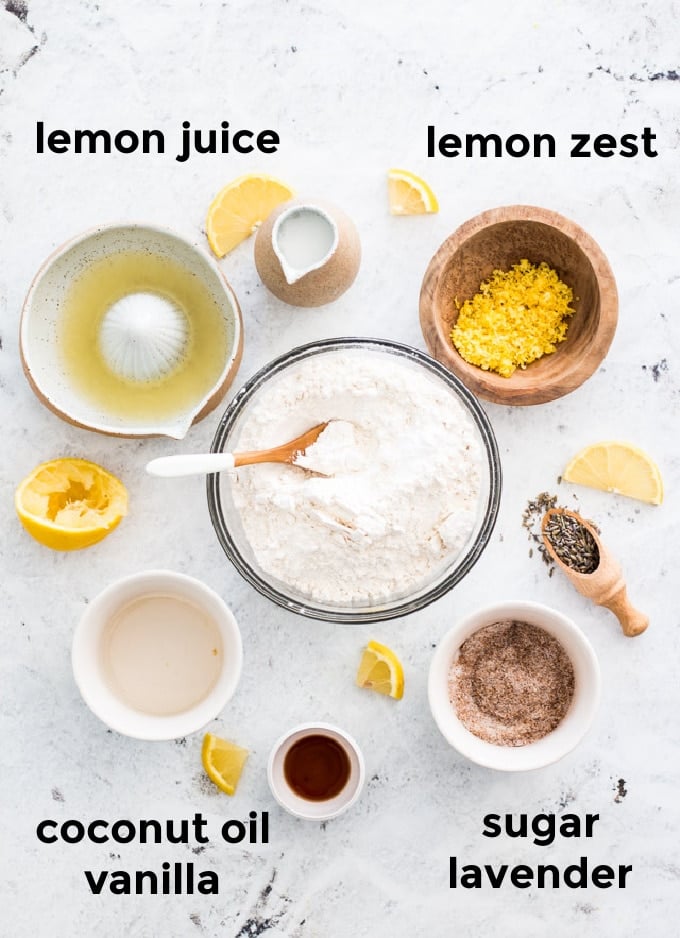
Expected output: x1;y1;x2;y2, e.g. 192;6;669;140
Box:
284;734;351;801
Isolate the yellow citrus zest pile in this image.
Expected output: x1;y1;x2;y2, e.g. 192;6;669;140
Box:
451;259;575;377
563;441;663;505
206;174;294;257
356;640;404;699
15;458;128;550
201;733;249;796
387;168;439;215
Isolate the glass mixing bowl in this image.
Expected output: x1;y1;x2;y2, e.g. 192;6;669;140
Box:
207;338;502;623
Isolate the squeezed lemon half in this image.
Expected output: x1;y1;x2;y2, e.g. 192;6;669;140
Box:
206;174;294;257
15;458;128;550
201;733;249;796
387;168;439;215
356;640;405;699
563;441;663;506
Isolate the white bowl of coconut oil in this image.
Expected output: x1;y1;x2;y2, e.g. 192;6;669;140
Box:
72;570;243;740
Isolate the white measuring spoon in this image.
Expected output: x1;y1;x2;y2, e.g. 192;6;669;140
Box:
146;422;330;478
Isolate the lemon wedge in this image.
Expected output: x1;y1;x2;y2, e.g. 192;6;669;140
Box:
563;441;663;505
356;640;404;699
387;168;438;215
15;458;128;550
206;174;294;257
201;733;249;796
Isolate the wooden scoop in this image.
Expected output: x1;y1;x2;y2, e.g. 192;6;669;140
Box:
146;422;329;477
541;508;648;637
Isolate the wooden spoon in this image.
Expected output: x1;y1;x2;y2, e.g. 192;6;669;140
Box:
146;422;329;478
541;508;648;637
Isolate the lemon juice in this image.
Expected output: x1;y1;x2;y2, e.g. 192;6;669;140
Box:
60;250;231;421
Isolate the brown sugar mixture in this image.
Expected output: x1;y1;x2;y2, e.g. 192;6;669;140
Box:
448;620;575;746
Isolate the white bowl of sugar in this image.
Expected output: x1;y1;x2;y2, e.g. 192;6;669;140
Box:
72;570;243;740
428;600;600;771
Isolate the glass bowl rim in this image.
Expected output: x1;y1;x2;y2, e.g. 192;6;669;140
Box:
207;336;502;623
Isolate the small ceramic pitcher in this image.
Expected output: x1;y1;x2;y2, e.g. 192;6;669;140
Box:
255;199;361;307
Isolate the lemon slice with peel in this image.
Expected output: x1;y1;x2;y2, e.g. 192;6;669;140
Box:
15;458;128;550
356;640;404;699
202;733;249;795
563;441;663;505
387;168;439;215
206;174;294;257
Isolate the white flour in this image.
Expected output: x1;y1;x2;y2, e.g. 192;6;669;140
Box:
230;350;483;604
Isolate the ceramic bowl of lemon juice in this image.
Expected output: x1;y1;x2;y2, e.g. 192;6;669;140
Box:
20;224;243;438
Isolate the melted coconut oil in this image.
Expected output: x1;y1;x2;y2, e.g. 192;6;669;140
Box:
101;594;223;716
276;208;336;273
60;250;231;421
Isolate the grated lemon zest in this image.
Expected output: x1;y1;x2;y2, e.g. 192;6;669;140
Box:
450;259;575;377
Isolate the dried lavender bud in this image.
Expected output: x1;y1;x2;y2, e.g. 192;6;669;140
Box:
544;512;600;575
523;492;559;568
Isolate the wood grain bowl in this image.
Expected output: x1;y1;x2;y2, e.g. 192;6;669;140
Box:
419;206;618;405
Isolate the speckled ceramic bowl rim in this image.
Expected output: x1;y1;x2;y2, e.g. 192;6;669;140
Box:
20;222;244;438
207;337;502;623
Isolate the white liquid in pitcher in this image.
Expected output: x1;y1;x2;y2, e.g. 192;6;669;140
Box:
101;594;223;716
276;208;336;273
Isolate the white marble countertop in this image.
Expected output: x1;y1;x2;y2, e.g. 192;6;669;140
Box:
1;1;679;935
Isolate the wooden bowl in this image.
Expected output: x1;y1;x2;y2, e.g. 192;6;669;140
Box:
419;206;618;405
